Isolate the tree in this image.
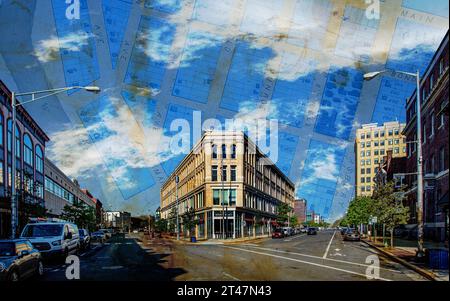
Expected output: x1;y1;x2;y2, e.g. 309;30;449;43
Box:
372;182;409;248
182;208;198;238
167;207;177;234
277;203;292;226
60;201;97;231
289;215;298;227
345;196;374;228
155;218;168;233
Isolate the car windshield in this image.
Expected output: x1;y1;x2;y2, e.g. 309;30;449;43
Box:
22;224;63;237
347;229;358;234
0;242;15;256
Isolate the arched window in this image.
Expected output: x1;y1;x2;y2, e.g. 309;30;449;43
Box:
0;113;3;147
35;145;43;173
7;119;12;152
212;144;217;159
15;126;21;158
24;134;33;167
221;144;227;159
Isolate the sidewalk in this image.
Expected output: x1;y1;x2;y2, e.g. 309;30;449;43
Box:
362;239;449;281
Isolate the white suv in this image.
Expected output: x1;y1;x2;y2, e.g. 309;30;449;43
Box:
20;220;80;259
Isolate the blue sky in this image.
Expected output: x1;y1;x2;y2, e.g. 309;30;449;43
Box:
0;0;448;220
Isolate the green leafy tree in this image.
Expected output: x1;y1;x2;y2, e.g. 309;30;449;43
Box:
289;215;298;227
167;207;177;234
155;218;168;233
60;201;96;231
372;182;409;248
345;196;374;228
277;203;292;226
182;208;198;238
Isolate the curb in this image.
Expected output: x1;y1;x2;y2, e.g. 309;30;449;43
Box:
362;240;437;281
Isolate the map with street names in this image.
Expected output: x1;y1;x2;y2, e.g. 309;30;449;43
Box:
0;0;448;220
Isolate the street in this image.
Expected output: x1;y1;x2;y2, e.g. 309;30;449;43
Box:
41;230;427;281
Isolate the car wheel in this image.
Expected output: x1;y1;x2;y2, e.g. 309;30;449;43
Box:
8;270;19;282
37;261;44;277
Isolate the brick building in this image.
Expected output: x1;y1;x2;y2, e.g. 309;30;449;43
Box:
0;80;49;238
403;31;449;243
294;199;307;224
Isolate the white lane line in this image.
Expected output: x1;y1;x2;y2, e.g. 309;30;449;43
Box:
223;272;241;281
241;245;401;273
224;246;392;281
323;231;336;259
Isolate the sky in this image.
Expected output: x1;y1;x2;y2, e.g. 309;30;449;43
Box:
0;0;448;221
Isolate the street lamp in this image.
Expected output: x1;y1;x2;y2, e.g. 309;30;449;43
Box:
175;175;179;240
10;85;101;238
364;69;424;258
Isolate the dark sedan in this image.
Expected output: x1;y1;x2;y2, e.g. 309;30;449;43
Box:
78;229;91;250
343;229;361;241
0;239;44;281
307;227;318;235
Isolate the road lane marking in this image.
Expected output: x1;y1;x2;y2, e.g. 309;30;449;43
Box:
323;231;336;258
224;246;392;281
239;245;401;273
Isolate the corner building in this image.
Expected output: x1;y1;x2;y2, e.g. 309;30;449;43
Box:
160;131;295;240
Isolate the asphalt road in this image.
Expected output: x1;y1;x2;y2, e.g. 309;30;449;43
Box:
40;231;427;281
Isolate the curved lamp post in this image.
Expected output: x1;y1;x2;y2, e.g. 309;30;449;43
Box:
10;85;101;238
364;69;424;258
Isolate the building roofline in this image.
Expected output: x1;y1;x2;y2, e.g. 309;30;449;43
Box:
161;130;295;190
0;80;51;142
406;30;449;108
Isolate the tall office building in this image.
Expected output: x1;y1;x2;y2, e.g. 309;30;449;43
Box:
355;122;407;197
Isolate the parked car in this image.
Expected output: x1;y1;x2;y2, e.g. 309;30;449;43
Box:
282;227;294;236
340;227;349;235
91;231;107;243
272;229;285;239
300;228;308;234
0;239;44;281
20;219;80;260
307;227;318;235
343;229;361;241
99;229;113;239
78;229;91;250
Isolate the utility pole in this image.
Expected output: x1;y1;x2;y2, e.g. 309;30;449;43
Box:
415;69;425;258
11;92;17;239
221;150;225;240
363;69;425;258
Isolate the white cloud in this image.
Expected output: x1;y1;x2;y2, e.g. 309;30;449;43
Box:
33;31;92;63
46;99;176;183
